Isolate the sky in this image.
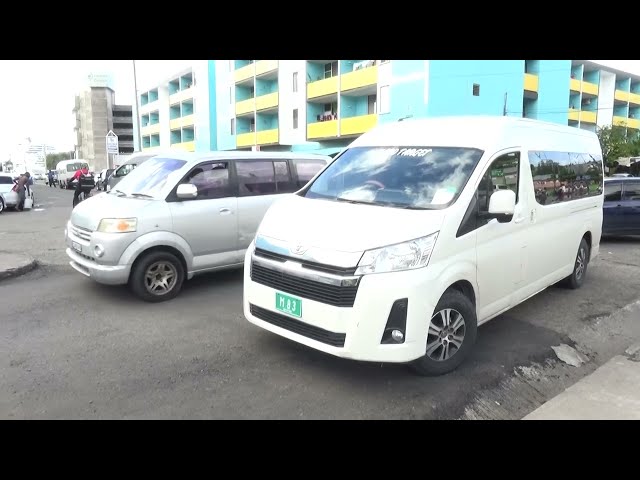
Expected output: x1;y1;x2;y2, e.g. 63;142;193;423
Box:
0;60;638;159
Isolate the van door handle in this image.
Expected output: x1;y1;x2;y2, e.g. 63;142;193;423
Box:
219;207;232;215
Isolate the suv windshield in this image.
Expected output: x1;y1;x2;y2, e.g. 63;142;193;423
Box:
113;157;187;198
304;146;484;209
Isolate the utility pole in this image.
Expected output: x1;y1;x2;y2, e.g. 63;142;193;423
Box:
132;60;142;152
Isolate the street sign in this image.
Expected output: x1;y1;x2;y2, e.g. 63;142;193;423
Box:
106;130;119;154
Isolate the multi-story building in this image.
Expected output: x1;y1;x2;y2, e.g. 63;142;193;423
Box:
73;77;134;170
138;60;640;155
139;65;215;153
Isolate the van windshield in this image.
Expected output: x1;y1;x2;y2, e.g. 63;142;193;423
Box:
303;146;484;209
112;157;186;198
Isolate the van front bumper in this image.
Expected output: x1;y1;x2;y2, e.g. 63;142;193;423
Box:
243;250;438;364
66;248;131;285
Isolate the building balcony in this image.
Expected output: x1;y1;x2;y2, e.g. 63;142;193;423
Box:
568;110;597;124
236;132;256;148
257;128;279;145
307;76;339;101
235;98;254;116
141;123;161;136
582;81;598;96
139;102;155;115
234;64;255;84
613;116;640;129
169;115;195;130
255;60;278;78
307;119;338;140
255;92;278;113
628;92;640;106
524;73;539;93
169;88;193;105
341;114;378;136
341;65;378;94
614;90;630;103
172;141;196;152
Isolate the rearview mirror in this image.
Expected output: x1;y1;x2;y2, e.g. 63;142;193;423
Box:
488;189;516;220
176;183;198;199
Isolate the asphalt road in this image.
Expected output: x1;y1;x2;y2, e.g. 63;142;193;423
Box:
1;183;639;419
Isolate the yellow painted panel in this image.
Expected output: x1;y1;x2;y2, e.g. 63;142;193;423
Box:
234;64;254;83
580;110;597;124
236;132;255;148
307;120;338;140
570;78;581;93
629;92;640;106
613;116;627;127
627;117;640;129
582;81;599;96
173;141;195;152
524;73;539;92
257;129;279;145
255;92;279;111
340;114;378;136
235;98;255;116
307;77;339;99
615;90;630;102
169;88;193;105
341;66;378;92
169;115;195;130
142;123;161;136
568;110;580;122
255;60;278;76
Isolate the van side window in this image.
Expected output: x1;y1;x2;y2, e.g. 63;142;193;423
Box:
274;161;297;193
237;161;277;196
293;160;326;189
186;162;231;199
528;151;603;205
478;152;520;213
622;181;640;201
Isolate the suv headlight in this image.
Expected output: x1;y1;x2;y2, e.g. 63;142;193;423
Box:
97;218;137;233
355;233;439;275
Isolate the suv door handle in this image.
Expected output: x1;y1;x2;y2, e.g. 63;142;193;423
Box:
219;207;231;215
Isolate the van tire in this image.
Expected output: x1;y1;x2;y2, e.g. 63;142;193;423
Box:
410;289;478;377
562;238;590;290
0;197;4;213
129;251;185;303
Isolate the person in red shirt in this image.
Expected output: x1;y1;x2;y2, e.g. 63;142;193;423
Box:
71;166;89;207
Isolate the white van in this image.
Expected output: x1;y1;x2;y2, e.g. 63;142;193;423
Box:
243;116;604;376
57;160;89;189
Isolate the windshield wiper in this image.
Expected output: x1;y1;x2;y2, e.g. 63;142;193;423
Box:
335;197;378;206
130;192;153;198
112;189;126;197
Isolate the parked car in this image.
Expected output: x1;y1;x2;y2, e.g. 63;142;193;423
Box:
65;151;331;302
603;177;640;236
243;116;605;376
0;174;35;212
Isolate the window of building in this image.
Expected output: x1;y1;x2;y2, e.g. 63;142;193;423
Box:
324;61;339;79
473;84;480;96
229;87;232;104
250;118;255;133
368;95;377;115
379;86;390;114
231;118;235;135
293;109;299;129
293;72;298;92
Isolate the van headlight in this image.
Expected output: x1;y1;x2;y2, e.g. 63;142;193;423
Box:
355;233;439;275
97;218;137;233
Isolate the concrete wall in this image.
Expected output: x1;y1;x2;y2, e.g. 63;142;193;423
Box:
278;60;307;147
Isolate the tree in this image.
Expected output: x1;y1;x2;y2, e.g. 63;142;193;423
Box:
45;151;75;170
597;125;640;171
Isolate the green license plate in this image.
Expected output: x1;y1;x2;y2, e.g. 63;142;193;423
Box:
275;292;302;318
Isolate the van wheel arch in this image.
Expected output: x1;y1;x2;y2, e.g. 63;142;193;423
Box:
130;246;188;280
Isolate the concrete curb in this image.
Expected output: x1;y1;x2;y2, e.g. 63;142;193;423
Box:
0;255;38;282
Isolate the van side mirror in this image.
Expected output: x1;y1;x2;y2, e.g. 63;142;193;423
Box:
176;183;198;199
487;189;516;221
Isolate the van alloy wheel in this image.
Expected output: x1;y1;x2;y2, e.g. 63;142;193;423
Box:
575;245;587;281
427;308;466;362
144;261;178;295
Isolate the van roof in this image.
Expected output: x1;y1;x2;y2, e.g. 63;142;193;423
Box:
151;150;332;163
350;116;602;154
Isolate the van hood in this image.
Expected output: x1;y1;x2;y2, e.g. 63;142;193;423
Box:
70;192;156;231
256;194;446;264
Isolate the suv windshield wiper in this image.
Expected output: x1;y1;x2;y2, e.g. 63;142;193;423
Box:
130;192;153;198
112;189;126;197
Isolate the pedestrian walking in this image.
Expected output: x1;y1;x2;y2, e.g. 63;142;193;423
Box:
13;172;30;211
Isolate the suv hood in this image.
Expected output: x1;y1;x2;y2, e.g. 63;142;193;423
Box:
70;192;156;231
256;194;446;263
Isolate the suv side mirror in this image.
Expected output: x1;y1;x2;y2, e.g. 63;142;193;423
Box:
176;183;198;199
486;189;516;222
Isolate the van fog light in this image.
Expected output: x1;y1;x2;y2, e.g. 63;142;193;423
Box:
391;330;404;342
94;244;105;258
